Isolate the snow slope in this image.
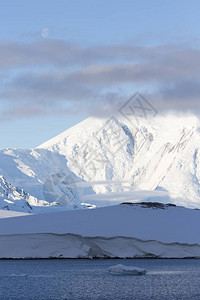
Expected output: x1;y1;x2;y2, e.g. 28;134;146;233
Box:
1;111;200;211
0;209;29;219
0;203;200;258
38;113;200;208
0;175;34;213
0;148;94;212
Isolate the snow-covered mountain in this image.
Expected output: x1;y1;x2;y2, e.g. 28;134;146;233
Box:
0;175;33;213
38;112;200;208
1;110;200;211
0;148;94;212
1;105;200;259
0;174;59;213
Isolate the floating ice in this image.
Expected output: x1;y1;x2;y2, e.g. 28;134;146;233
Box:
108;264;147;275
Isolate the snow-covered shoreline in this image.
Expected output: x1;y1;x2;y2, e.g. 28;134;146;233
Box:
0;232;200;259
0;203;199;259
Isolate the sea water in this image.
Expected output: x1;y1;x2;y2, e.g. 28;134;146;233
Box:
0;259;199;299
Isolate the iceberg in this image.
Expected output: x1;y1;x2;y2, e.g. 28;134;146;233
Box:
108;264;147;275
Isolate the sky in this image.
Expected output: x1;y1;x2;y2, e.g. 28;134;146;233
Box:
1;0;200;148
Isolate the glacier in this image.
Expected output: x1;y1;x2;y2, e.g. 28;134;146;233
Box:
0;203;200;258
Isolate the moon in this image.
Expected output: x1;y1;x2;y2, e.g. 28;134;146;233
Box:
41;28;49;38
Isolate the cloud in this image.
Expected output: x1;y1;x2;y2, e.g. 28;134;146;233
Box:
1;39;199;69
1;38;200;120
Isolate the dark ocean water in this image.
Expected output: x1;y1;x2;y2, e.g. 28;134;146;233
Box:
0;259;199;299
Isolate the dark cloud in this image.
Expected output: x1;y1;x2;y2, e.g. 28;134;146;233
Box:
1;39;200;69
1;39;200;120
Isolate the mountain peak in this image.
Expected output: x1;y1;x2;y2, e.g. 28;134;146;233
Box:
1;112;200;211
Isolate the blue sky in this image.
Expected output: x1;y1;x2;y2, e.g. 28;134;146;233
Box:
1;0;200;148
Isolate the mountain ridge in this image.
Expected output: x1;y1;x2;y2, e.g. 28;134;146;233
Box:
0;112;200;212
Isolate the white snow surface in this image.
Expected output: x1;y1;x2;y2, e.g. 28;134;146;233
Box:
0;209;29;219
0;203;200;258
0;203;198;243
